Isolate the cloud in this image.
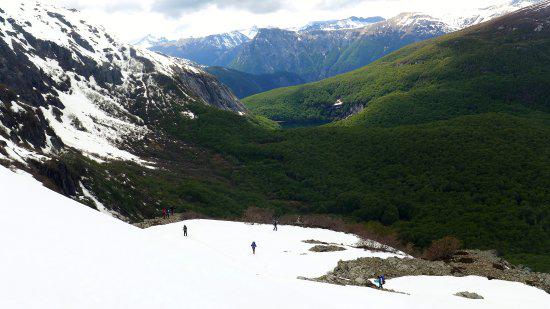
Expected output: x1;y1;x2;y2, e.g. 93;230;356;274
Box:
151;0;286;17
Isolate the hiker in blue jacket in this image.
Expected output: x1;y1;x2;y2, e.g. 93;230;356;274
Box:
251;241;257;254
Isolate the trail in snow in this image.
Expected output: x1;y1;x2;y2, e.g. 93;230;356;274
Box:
0;165;548;309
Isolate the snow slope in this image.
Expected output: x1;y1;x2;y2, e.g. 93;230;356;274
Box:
0;165;548;309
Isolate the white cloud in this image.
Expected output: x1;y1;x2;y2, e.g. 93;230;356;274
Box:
40;0;506;42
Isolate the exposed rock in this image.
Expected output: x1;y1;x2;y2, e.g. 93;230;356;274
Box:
309;245;346;252
454;291;484;299
302;239;329;245
313;250;550;293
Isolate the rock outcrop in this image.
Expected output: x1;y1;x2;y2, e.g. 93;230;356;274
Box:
314;250;550;293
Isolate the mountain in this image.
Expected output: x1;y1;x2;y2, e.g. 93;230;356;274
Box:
149;15;448;83
243;2;550;125
150;31;250;67
132;34;169;48
0;2;243;169
440;0;544;29
232;13;451;82
300;16;385;31
205;67;305;99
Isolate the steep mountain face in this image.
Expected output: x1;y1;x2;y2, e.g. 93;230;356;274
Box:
243;1;550;125
151;31;250;67
300;16;385;31
0;1;244;166
205;67;305;99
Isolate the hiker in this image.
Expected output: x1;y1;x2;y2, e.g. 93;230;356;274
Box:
376;275;384;289
273;219;278;231
380;274;386;285
183;225;188;237
251;241;257;255
162;208;167;219
374;277;382;289
170;206;175;216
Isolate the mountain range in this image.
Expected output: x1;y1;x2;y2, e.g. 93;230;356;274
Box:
143;0;542;97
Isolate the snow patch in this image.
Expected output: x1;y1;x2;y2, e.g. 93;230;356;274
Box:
181;110;196;119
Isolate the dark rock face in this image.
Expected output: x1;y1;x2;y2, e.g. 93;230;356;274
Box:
314;250;550;293
33;160;81;197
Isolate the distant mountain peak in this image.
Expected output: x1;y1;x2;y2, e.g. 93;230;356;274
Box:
300;16;385;32
132;35;170;48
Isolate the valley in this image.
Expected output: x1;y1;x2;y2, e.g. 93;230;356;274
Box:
0;1;549;307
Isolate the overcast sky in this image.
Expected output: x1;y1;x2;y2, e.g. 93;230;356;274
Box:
42;0;507;42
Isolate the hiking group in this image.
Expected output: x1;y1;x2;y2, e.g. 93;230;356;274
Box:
176;219;388;290
162;207;175;219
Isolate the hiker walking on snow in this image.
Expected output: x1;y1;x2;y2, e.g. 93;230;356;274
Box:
170;206;175;216
273;219;278;231
162;208;167;219
183;225;188;236
375;275;384;289
251;241;257;255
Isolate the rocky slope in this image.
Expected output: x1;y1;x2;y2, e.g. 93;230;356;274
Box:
0;1;244;165
313;250;550;293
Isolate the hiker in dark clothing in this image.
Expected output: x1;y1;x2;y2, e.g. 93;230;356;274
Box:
376;275;385;289
273;220;278;231
162;208;167;219
380;274;386;285
170;206;175;216
183;225;188;236
251;241;257;254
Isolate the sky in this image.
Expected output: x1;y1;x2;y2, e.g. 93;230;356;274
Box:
41;0;509;42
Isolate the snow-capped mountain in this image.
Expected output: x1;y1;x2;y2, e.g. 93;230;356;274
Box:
367;13;453;36
0;1;243;165
439;0;545;29
132;34;169;49
238;26;260;39
149;31;251;67
300;16;385;31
